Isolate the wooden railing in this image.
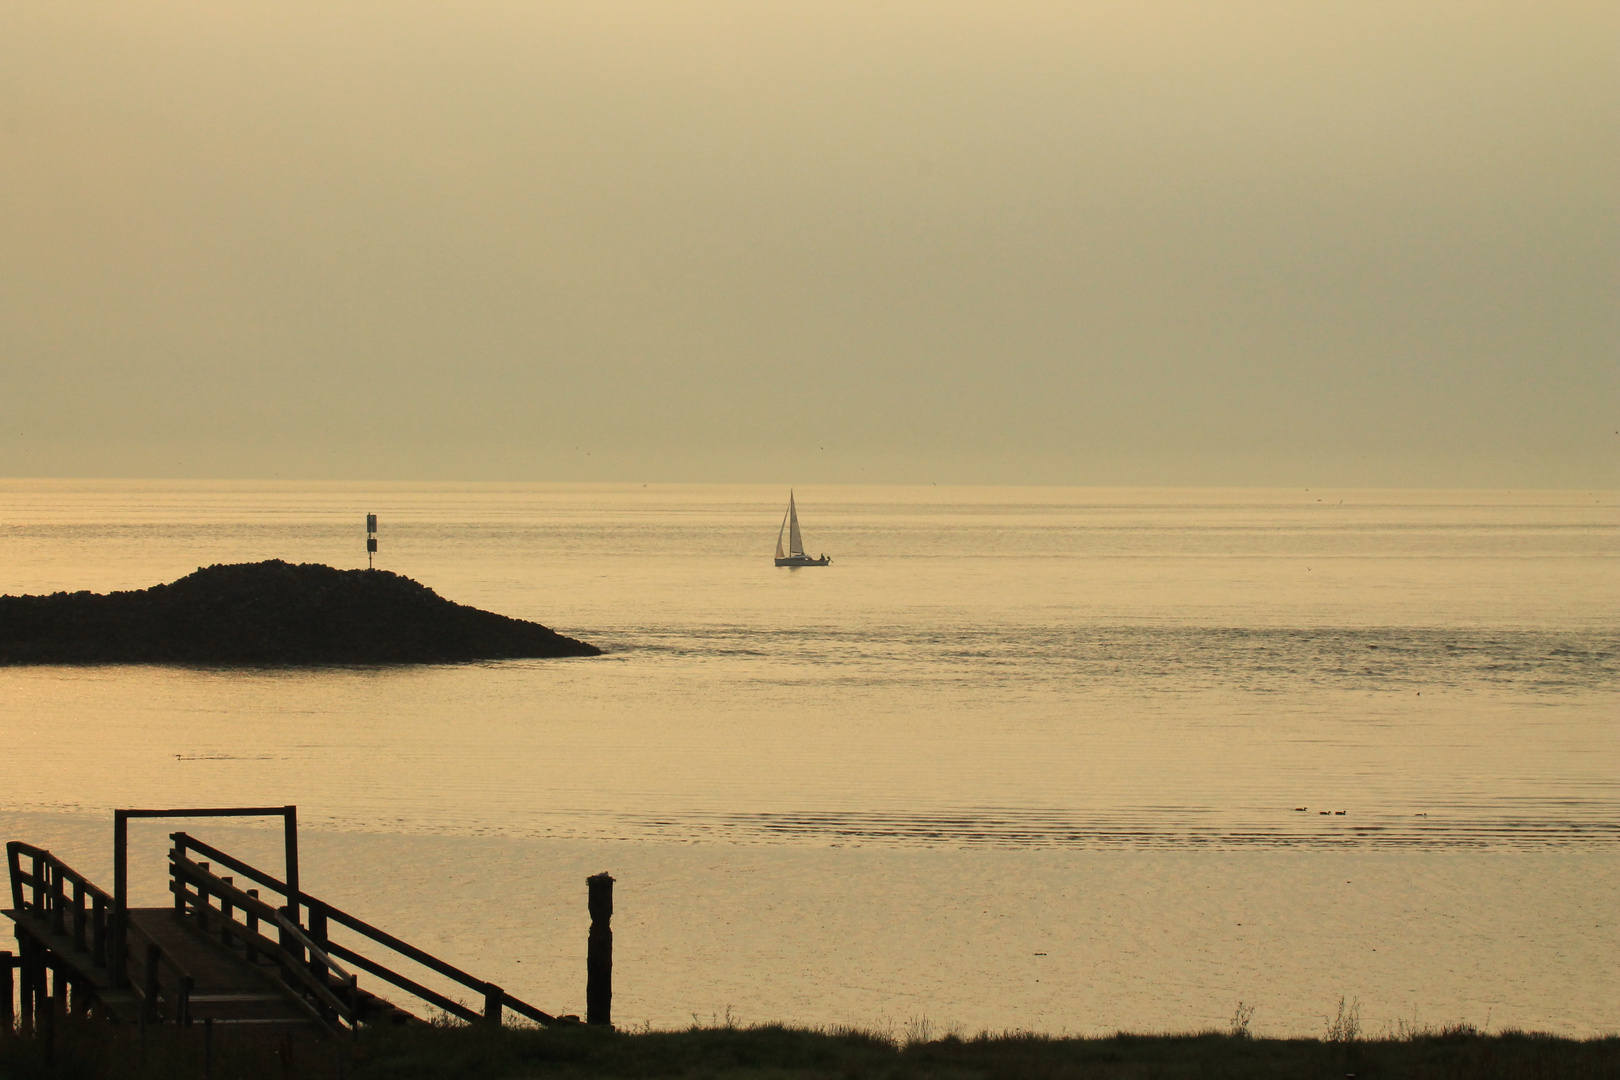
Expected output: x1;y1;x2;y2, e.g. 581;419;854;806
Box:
5;841;193;1027
7;841;113;969
169;833;562;1028
5;833;585;1031
164;854;357;1036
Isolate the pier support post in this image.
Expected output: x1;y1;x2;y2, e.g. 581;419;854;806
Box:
585;873;613;1027
143;944;161;1026
16;931;34;1035
1;950;13;1033
39;966;53;1067
51;963;68;1016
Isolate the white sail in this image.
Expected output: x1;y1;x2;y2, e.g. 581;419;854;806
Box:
788;492;804;556
775;508;789;559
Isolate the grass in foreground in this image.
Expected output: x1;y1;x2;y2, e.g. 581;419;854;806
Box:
1;1018;1616;1080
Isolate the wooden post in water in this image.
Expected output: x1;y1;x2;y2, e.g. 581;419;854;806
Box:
585;873;614;1027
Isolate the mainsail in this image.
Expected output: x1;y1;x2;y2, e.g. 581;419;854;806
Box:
775;507;790;559
787;492;804;557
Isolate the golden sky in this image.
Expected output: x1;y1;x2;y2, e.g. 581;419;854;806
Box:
2;2;1614;485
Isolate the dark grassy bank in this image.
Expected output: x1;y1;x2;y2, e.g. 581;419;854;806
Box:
0;560;599;664
2;1020;1615;1080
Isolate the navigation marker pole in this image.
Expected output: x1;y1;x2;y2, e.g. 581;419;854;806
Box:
366;514;378;569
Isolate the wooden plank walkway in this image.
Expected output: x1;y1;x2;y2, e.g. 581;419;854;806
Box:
126;908;317;1028
7;905;316;1030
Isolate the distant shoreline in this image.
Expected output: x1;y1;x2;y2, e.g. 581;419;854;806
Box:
0;559;600;664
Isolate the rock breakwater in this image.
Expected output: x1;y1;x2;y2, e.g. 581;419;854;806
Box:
0;560;600;664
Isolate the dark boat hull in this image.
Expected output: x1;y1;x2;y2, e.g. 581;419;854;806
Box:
775;555;831;566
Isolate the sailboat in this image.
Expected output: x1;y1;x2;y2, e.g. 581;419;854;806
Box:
774;492;831;566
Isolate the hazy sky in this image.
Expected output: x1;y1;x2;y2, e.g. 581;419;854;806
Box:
2;2;1614;486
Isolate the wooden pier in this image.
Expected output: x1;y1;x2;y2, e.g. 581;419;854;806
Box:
4;806;610;1039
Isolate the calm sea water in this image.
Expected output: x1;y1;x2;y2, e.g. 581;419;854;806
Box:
1;481;1615;1035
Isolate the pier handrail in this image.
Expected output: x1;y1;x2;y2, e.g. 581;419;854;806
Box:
6;842;194;1026
5;823;595;1033
273;908;353;985
7;842;115;970
170;834;558;1027
7;841;115;911
166;854;356;1034
170;835;490;994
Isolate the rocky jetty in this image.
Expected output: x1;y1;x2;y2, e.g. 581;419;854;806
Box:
0;560;600;664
